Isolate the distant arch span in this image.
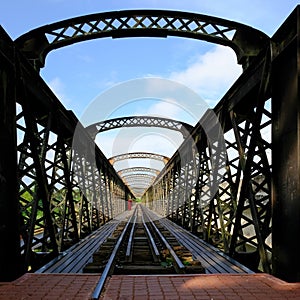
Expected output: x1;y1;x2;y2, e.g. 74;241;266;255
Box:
109;152;170;165
118;167;160;176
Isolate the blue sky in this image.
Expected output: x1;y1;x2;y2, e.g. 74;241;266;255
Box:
1;1;298;163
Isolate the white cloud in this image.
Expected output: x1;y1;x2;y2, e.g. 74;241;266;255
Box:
135;100;181;120
169;45;242;105
96;127;182;159
48;77;72;107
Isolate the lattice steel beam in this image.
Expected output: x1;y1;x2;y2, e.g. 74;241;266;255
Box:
122;173;157;198
15;10;269;69
86;116;193;139
122;174;156;185
109;152;170;165
142;45;273;273
0;24;135;279
118;167;160;177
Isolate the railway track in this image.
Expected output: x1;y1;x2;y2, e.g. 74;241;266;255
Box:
85;204;204;299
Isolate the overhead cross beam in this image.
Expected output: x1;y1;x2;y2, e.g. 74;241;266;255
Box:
86;115;193;139
118;167;160;176
15;9;269;69
118;168;160;198
109;152;168;197
109;152;170;165
122;173;156;182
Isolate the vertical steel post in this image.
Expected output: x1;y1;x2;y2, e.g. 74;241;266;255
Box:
0;27;21;280
272;6;300;282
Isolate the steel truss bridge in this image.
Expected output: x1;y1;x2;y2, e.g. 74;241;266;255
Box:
1;7;300;284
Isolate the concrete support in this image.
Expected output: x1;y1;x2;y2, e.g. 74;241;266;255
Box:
272;6;300;282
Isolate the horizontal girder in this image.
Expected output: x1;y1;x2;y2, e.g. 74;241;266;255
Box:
15;9;269;69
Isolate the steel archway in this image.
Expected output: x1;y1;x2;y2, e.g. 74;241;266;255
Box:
118;167;160;198
122;173;156;182
118;167;160;177
86;115;193;139
109;152;170;165
124;175;156;197
15;9;269;69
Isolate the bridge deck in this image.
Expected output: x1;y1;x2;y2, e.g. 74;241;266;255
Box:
36;210;133;274
158;216;254;274
37;207;251;275
1;208;299;299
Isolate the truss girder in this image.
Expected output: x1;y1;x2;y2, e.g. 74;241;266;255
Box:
0;28;133;278
86;115;193;139
143;47;272;273
15;10;269;69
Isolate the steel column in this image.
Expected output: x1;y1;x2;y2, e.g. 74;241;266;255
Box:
0;27;21;280
272;6;300;282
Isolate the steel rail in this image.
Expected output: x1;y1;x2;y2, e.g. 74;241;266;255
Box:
158;216;254;274
141;211;160;259
125;214;137;260
91;206;138;299
141;205;185;273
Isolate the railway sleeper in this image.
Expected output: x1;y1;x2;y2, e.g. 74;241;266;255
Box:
84;207;205;275
83;224;129;273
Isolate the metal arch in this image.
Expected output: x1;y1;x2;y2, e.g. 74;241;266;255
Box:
124;182;154;187
123;181;155;189
125;179;153;197
122;173;156;182
128;183;150;193
15;9;270;69
86;116;194;139
118;167;160;176
130;189;147;198
123;174;157;196
131;188;148;193
109;152;170;165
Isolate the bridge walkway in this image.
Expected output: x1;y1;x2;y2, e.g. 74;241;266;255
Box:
1;273;300;299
